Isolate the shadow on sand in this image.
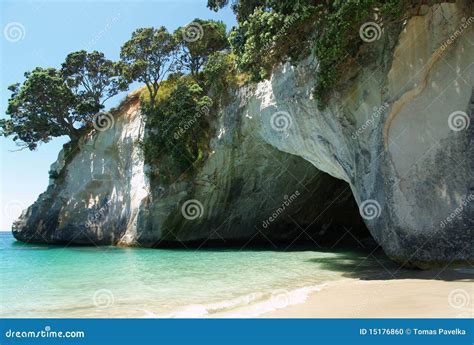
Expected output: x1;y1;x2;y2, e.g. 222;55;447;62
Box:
307;251;474;282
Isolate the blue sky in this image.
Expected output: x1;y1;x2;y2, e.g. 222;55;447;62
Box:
0;0;236;230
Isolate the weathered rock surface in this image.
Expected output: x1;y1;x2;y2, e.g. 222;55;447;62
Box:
13;99;149;244
13;2;473;267
253;1;473;266
13;95;365;248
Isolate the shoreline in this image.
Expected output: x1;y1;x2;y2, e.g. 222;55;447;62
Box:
2;273;472;318
3;228;472;318
258;270;474;318
211;268;474;318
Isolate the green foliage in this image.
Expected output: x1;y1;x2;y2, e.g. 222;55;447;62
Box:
174;19;229;77
208;0;268;19
312;0;406;106
202;52;240;96
61;50;128;116
313;0;376;106
0;68;80;150
119;27;178;107
1;51;129;150
141;78;213;183
3;0;409;157
136;20;234;180
139;73;181;106
209;0;408;108
228;6;316;81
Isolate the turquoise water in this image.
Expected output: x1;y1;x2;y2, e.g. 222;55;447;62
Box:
0;232;382;318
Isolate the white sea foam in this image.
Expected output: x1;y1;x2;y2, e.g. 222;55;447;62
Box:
160;283;328;318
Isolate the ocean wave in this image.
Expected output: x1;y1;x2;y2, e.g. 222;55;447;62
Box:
155;283;328;318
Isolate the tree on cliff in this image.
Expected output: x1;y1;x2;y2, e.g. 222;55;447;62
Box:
207;0;269;19
174;19;229;77
1;52;128;150
61;50;128;118
0;68;80;150
207;0;405;106
119;27;178;109
142;79;213;179
208;0;320;82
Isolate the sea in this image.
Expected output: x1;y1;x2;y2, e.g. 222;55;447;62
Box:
0;232;387;318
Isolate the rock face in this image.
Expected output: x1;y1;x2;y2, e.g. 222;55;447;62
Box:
13;95;365;248
254;2;473;266
13;98;149;245
13;2;473;267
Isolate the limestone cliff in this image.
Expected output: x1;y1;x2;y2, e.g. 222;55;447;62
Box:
13;2;473;267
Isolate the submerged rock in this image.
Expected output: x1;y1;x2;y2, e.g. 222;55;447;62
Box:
13;2;473;267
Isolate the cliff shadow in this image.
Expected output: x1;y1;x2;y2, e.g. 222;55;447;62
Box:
306;252;474;282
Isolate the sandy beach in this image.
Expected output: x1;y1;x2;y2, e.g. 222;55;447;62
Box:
259;269;474;318
207;268;474;318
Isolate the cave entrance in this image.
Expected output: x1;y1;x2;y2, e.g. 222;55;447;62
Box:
254;168;377;253
157;151;376;253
